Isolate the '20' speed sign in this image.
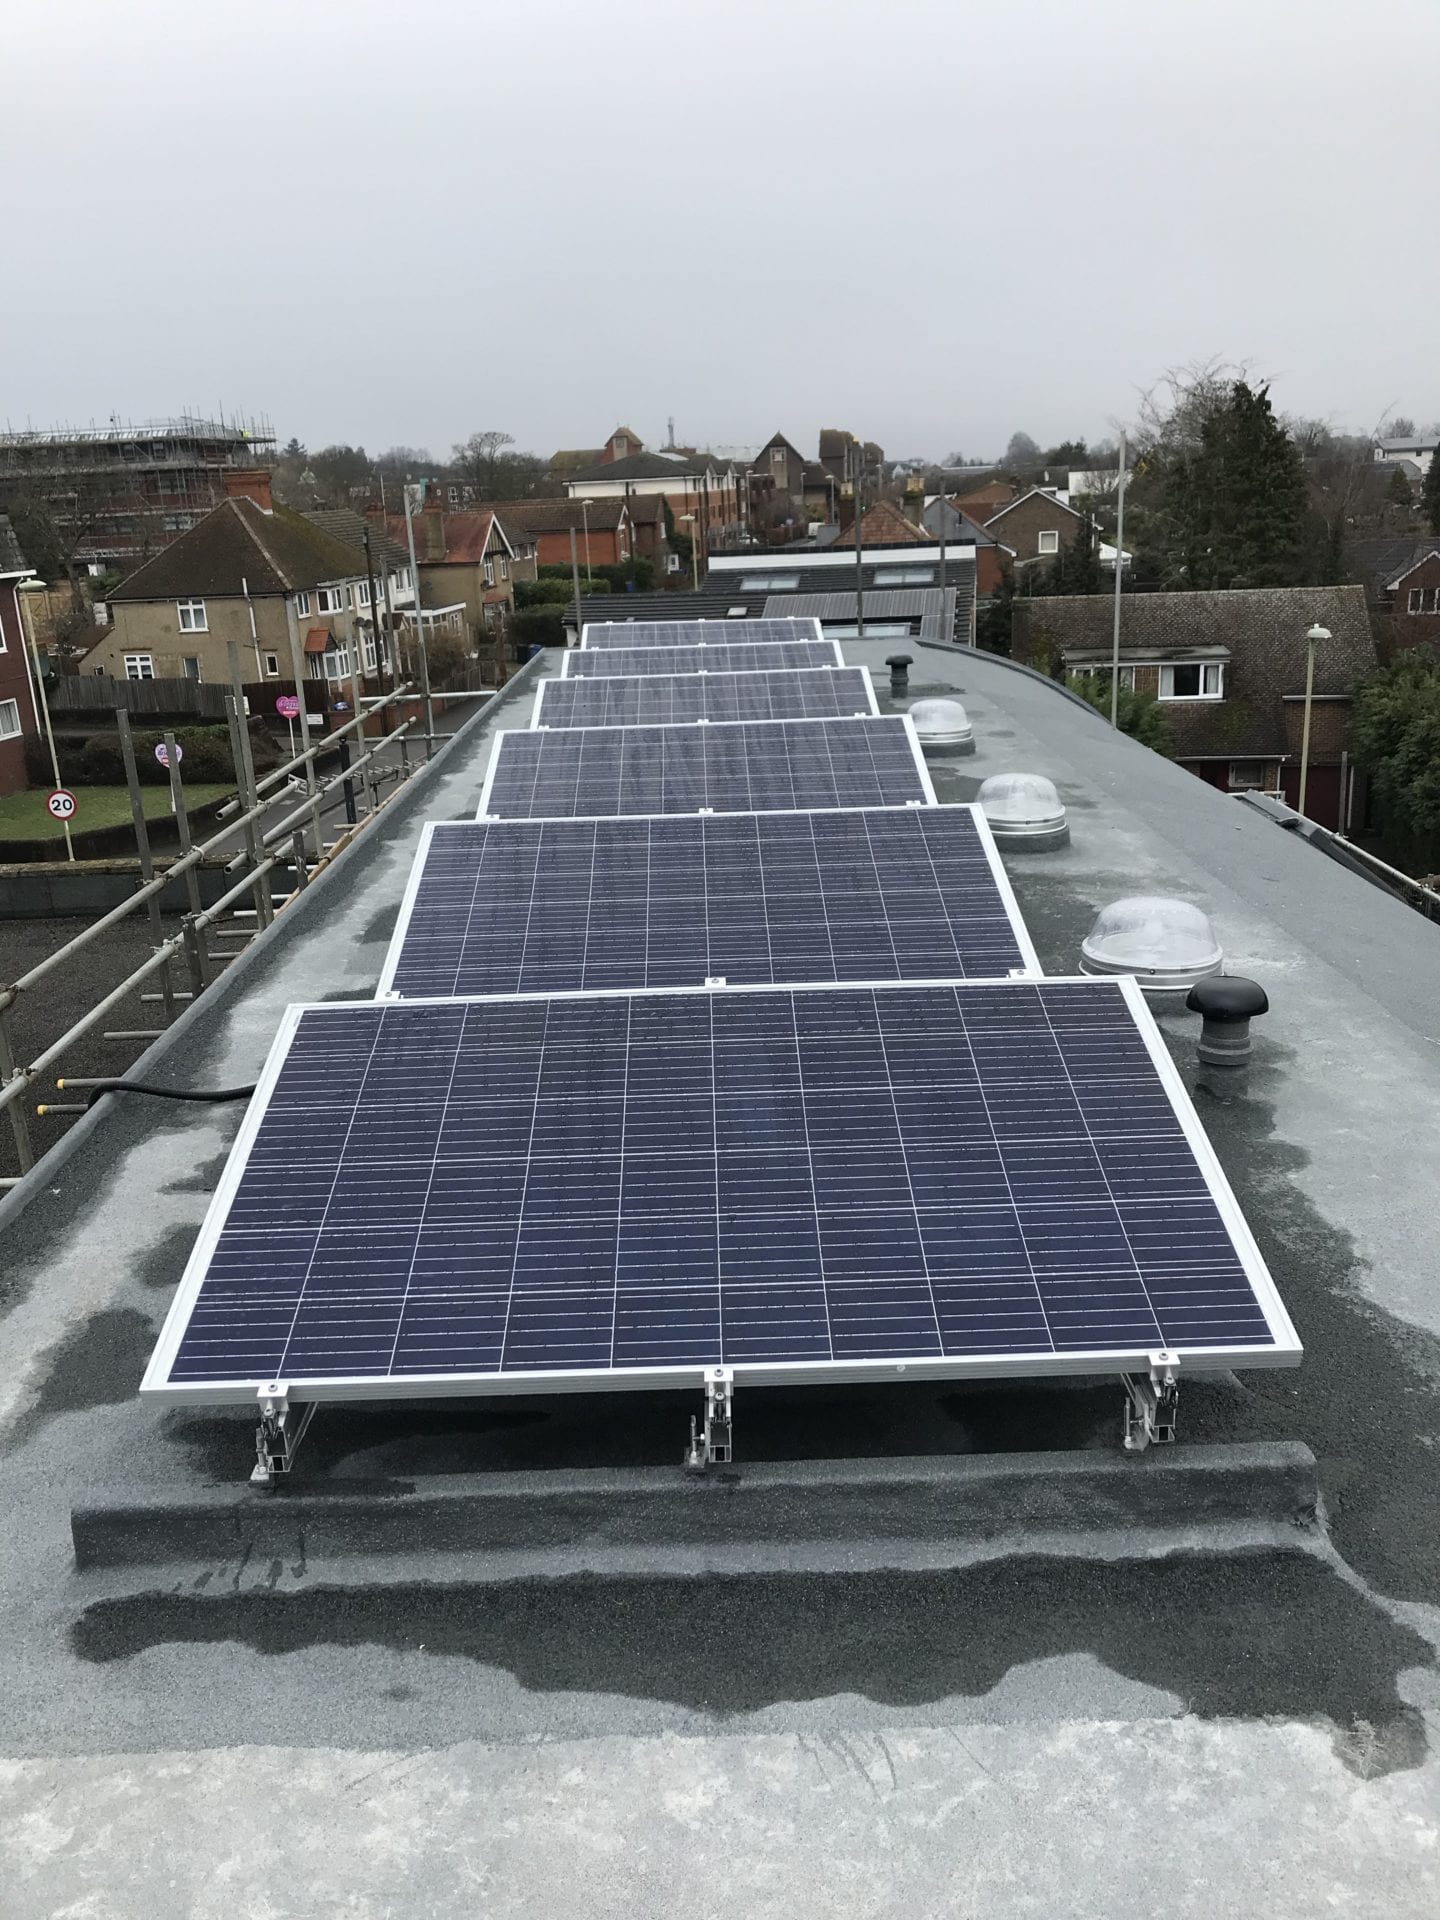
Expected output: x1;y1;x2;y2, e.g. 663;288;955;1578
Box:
47;788;78;822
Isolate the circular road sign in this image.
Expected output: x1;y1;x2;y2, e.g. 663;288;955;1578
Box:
46;788;78;822
276;694;301;718
153;741;183;767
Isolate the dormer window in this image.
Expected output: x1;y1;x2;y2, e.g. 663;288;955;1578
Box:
1159;662;1225;700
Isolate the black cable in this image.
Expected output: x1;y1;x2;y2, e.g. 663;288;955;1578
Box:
79;1080;257;1111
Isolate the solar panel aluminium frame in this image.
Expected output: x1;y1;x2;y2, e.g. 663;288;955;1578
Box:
474;713;940;820
579;616;825;649
373;804;1044;1000
140;974;1302;1407
530;666;881;729
558;636;845;676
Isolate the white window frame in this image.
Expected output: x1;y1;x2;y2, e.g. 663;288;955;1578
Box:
1037;530;1060;555
824;620;914;641
1429;586;1440;613
362;629;377;672
317;585;347;614
1159;662;1225;701
0;697;20;741
356;579;372;607
263;651;280;677
123;654;155;681
498;554;508;579
181;656;202;682
176;598;207;631
1409;588;1424;613
873;567;937;587
739;573;801;591
483;557;495;586
1228;760;1268;790
324;642;352;683
294;591;312;617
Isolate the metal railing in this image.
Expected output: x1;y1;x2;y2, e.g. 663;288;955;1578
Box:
0;680;424;1183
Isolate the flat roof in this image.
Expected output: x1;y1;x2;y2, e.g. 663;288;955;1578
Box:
2;639;1438;1910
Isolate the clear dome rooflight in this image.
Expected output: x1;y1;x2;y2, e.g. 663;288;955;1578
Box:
1079;896;1223;993
977;772;1068;850
908;696;974;754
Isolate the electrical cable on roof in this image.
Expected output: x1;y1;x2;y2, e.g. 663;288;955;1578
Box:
66;1080;257;1111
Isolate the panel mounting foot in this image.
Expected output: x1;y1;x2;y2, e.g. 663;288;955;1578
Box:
1122;1353;1180;1453
684;1367;734;1473
251;1383;315;1486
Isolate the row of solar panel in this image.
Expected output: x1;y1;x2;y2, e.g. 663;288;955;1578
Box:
142;615;1299;1403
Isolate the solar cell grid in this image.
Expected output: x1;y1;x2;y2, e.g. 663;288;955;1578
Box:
478;717;936;820
562;639;843;678
143;979;1299;1401
581;617;823;649
378;807;1039;999
534;667;877;730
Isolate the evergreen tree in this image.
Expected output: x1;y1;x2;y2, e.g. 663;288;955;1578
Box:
976;566;1016;655
1351;649;1440;863
1151;380;1312;589
1387;466;1415;508
1067;674;1174;755
1423;451;1440;537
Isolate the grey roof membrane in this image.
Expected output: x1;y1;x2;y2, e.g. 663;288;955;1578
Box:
2;640;1439;1911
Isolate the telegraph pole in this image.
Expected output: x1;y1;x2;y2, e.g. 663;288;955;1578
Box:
1109;433;1127;727
853;442;865;642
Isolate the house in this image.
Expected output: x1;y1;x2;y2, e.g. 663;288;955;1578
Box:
94;469;417;689
983;487;1088;564
547;426;646;484
564;448;743;561
0;517;40;795
1373;434;1437;481
1011;583;1377;829
378;498;519;635
953;476;1016;522
1346;535;1440;646
706;537;979;642
483;498;635;571
920;498;1013;595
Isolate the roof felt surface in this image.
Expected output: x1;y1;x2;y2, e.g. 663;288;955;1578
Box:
2;647;1440;1906
110;497;367;599
1013;584;1377;757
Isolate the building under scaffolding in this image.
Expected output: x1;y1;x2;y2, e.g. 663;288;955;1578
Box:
0;412;276;571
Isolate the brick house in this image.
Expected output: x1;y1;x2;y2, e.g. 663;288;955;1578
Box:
1012;584;1377;830
95;470;419;688
379;501;520;634
0;517;40;795
484;497;636;571
954;477;1016;522
1383;549;1440;650
984;487;1086;564
920;498;1012;594
564;449;742;562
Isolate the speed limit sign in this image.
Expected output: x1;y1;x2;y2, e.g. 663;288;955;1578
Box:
46;788;78;822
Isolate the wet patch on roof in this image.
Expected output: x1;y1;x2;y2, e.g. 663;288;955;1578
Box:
10;1307;156;1443
70;1550;1432;1776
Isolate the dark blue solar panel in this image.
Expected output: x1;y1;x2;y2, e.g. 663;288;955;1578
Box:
583;618;820;649
480;719;931;819
153;981;1288;1393
564;640;842;679
537;668;874;729
383;809;1029;998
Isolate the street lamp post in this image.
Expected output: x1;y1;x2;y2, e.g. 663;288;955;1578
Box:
580;499;594;585
18;581;73;862
1298;622;1329;818
680;513;700;591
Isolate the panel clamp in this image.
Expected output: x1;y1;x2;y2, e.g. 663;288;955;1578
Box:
684;1366;734;1473
1122;1352;1180;1453
251;1383;315;1487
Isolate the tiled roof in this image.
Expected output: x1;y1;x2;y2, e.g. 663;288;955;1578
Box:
1347;536;1440;599
985;487;1084;529
381;509;507;567
851;499;928;545
0;514;31;576
483;497;631;534
110;498;366;601
304;508;407;572
569;451;713;484
1012;584;1377;758
548;448;603;472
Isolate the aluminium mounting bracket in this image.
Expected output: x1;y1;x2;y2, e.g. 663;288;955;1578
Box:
251;1383;316;1487
1122;1352;1180;1453
684;1366;734;1473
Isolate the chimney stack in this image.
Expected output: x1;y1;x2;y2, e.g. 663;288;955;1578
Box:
223;468;274;513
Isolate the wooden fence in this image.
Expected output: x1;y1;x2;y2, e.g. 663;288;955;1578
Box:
49;674;229;720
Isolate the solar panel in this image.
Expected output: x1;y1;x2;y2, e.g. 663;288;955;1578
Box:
378;808;1040;999
534;668;878;730
478;717;935;820
562;638;844;679
141;977;1300;1404
581;617;824;649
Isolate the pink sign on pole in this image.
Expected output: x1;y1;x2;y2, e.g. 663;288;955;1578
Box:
276;694;301;718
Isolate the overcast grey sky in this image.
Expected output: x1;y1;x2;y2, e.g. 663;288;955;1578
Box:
7;0;1438;463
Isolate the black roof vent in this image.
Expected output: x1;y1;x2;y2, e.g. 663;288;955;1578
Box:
1186;975;1268;1066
